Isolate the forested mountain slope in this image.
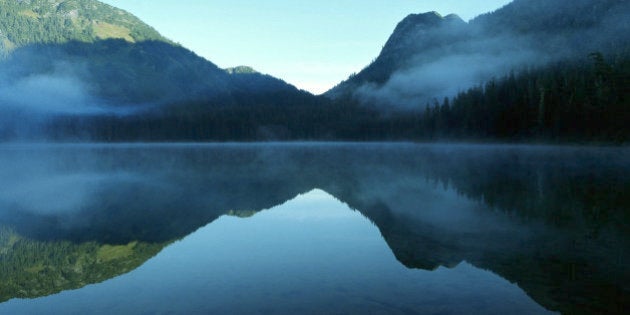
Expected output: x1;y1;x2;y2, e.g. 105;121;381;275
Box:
0;0;166;55
326;0;630;108
0;0;317;110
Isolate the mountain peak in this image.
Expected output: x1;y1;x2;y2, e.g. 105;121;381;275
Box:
444;14;465;23
385;11;467;49
326;0;629;108
398;11;445;28
225;66;259;75
396;11;467;30
325;10;469;98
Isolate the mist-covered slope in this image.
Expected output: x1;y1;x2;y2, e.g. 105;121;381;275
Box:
0;40;233;107
0;0;317;114
0;1;341;141
326;0;630;108
326;12;468;101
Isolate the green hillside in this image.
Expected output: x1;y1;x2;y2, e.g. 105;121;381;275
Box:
0;0;166;55
0;227;168;302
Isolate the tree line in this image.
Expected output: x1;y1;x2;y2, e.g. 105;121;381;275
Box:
421;52;629;143
5;52;628;144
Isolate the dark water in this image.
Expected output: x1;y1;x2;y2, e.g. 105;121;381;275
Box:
0;143;627;314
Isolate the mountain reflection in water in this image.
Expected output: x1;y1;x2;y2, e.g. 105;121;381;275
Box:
0;143;627;314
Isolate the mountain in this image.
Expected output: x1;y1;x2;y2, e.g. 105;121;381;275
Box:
0;0;320;118
225;65;318;105
0;1;371;142
326;12;468;101
326;0;630;108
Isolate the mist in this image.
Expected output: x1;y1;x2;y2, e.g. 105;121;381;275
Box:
353;0;630;109
356;44;541;108
0;71;103;115
0;59;156;141
0;143;559;241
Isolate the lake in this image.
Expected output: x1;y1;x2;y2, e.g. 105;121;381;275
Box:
0;143;627;314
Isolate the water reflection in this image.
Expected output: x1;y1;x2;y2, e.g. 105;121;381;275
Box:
0;143;627;314
1;189;554;315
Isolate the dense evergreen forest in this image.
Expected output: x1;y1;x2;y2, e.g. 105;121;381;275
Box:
421;52;629;142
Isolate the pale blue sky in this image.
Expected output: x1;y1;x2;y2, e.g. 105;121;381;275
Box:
100;0;512;94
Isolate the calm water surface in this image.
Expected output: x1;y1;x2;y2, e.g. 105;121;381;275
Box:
0;143;627;314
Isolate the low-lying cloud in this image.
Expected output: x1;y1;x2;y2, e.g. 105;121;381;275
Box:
0;59;157;140
353;0;630;110
0;72;105;115
356;48;541;108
